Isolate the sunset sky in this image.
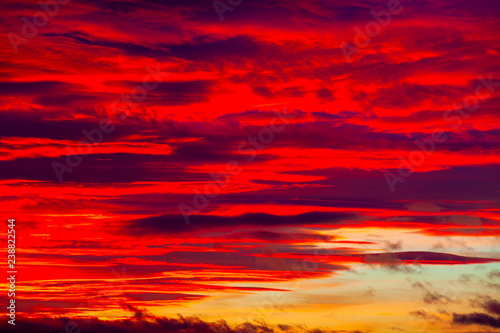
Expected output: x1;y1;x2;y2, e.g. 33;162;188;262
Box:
1;0;500;332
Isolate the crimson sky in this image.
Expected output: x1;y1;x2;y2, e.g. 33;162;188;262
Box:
1;0;500;332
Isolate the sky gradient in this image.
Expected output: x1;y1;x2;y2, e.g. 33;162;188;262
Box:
1;0;500;332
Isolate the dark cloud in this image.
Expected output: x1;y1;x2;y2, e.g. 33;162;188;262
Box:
123;293;205;302
452;312;500;328
127;211;356;234
384;240;403;251
365;251;498;265
423;290;453;304
0;154;210;183
0;315;345;333
120;303;150;319
484;300;500;316
280;164;500;205
475;298;500;316
364;252;419;273
163;35;266;61
0;111;117;141
354;82;469;109
34;93;109;107
42;31;162;58
489;270;500;280
105;80;216;106
217;110;306;122
0;81;81;96
251;85;305;99
432;0;500;18
409;279;458;307
409;310;441;321
99;1;144;14
103;163;500;220
41;32;271;63
227;230;334;242
252;86;275;99
315;88;334;102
